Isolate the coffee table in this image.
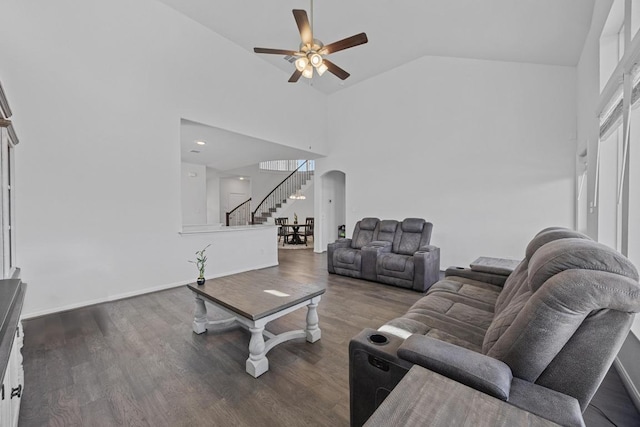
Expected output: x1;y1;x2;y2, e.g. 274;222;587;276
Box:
187;277;325;378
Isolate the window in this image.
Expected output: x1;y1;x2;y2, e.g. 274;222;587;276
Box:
597;0;640;337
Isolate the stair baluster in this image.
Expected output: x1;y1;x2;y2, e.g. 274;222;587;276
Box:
251;160;313;224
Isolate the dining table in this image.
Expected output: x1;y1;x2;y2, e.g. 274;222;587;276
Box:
283;223;308;245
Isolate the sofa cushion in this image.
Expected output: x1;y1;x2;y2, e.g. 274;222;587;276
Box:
377;254;415;288
528;238;639;293
333;248;363;277
379;253;412;274
492;261;529;318
380;290;495;352
336;248;360;265
392;218;430;255
483;238;640;387
351;217;380;249
524;228;589;261
429;276;502;306
400;218;425;233
482;291;531;355
377;220;398;243
493;228;590;317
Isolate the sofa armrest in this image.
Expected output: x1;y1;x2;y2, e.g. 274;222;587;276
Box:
413;246;440;292
327;238;352;273
349;328;415;427
444;266;508;287
509;378;585;427
397;335;512;401
329;238;352;248
470;256;520;276
361;242;392;281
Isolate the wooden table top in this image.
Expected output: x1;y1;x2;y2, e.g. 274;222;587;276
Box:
365;365;560;427
187;275;325;321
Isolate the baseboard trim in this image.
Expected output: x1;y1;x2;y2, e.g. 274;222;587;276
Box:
614;354;640;412
22;262;278;319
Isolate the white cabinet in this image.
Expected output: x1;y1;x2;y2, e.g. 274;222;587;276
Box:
0;80;23;427
0;322;23;427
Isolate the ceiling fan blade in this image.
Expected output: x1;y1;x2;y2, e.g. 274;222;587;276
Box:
319;33;368;55
288;69;303;83
254;47;301;56
293;9;313;46
323;59;350;80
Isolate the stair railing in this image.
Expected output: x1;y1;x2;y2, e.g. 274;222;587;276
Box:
226;197;252;226
252;160;313;224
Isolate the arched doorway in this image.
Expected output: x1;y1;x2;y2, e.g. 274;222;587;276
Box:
316;170;346;252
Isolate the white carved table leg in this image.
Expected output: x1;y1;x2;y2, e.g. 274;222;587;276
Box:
192;295;208;334
305;296;322;343
246;325;269;378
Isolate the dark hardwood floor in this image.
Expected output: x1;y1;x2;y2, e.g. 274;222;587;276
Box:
18;250;640;426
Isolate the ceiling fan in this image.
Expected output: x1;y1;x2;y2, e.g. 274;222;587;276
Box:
253;3;368;83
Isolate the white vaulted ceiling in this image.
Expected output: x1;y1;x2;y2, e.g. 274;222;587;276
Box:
156;0;595;94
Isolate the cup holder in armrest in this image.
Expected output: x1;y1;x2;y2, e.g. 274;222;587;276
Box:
368;333;389;345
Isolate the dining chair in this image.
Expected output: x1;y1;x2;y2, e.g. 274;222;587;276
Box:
304;217;314;244
275;217;288;243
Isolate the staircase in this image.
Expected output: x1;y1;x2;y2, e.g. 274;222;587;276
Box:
256;177;313;225
252;161;313;225
226;197;252;226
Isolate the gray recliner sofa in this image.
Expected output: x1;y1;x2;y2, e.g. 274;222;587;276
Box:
349;227;640;427
328;217;440;292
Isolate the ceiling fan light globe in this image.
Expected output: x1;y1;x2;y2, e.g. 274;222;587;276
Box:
295;57;309;72
317;62;328;76
302;64;314;79
309;53;323;67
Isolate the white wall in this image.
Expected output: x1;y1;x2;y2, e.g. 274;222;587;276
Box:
319;55;576;268
0;0;327;315
181;163;207;225
206;167;221;224
223;164;289;208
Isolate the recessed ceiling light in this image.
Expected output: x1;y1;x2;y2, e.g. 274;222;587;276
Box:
239;177;245;180
195;140;206;146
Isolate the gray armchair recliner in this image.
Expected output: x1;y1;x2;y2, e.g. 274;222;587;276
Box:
328;217;440;292
349;227;640;427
